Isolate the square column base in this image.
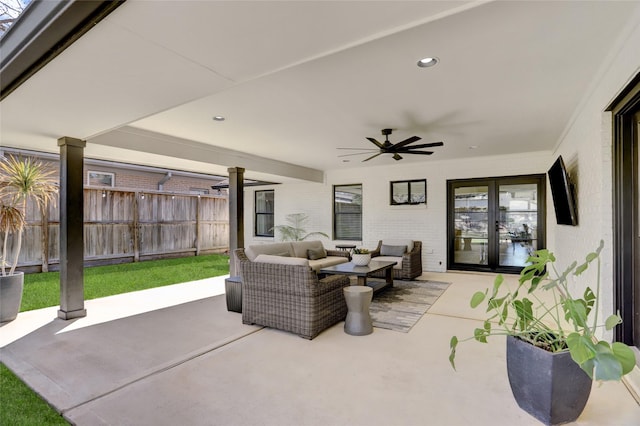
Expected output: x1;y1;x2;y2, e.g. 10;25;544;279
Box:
58;308;87;320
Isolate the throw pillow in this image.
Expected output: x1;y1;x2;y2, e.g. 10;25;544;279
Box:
307;247;327;260
380;244;406;257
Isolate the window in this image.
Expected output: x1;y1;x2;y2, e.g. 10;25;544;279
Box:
390;179;426;205
334;184;362;240
189;188;210;195
255;190;274;237
87;171;114;187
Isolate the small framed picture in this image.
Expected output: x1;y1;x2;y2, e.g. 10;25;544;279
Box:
390;179;426;205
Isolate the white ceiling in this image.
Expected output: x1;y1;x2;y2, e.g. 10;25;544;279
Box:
2;1;639;183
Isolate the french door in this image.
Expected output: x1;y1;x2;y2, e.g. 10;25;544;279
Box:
610;72;640;350
447;175;546;274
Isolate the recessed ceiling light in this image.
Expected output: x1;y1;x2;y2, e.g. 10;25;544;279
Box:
468;145;478;150
212;116;225;121
417;57;439;68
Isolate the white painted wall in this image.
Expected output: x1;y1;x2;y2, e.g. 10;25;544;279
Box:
548;9;640;324
245;150;551;272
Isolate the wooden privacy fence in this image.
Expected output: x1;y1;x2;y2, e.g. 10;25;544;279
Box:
11;188;229;272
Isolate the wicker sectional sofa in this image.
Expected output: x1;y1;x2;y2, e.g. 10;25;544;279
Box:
234;241;351;339
242;240;350;272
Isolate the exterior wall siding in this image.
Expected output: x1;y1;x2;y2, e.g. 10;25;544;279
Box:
0;151;225;195
84;166;223;194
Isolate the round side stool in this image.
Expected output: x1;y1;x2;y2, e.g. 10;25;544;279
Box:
343;286;373;336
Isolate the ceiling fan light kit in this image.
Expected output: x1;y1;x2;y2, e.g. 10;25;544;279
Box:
338;128;444;162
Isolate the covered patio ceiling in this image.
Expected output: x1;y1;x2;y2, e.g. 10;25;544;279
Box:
2;1;639;183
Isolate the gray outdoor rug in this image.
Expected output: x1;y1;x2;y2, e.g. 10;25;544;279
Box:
368;279;450;333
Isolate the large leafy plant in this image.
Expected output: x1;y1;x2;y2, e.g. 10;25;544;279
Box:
271;213;329;241
0;155;57;276
449;241;636;381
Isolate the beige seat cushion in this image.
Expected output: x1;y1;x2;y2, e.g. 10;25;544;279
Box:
254;254;309;267
373;256;403;270
245;242;294;261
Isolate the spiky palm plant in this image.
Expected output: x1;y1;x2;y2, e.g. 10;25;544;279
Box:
271;213;329;241
0;155;57;276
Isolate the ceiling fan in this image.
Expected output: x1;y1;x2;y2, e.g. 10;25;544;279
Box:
338;128;444;162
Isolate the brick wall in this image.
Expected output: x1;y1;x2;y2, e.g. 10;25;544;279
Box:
85;165;223;194
0;154;224;195
245;150;551;272
549;14;640;326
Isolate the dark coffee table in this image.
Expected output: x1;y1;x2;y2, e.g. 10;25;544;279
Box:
320;260;397;292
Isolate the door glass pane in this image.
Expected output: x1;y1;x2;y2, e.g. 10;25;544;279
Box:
498;184;538;267
454;186;489;265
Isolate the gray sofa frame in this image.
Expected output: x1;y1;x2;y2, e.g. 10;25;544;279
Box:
235;248;350;339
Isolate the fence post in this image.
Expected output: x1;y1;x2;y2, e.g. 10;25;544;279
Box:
195;195;201;256
133;192;140;262
41;201;49;273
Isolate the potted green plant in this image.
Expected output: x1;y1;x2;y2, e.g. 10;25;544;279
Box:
351;248;371;266
0;155;57;323
448;241;636;425
271;213;329;241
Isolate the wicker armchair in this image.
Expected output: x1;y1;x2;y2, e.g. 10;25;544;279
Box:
370;240;423;280
234;249;350;339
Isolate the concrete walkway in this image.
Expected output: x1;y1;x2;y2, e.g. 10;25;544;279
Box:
1;273;639;425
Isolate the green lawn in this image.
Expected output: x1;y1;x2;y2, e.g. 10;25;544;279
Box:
0;363;69;425
21;254;230;311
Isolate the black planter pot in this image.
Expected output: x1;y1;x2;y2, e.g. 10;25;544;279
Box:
0;272;24;323
506;335;592;425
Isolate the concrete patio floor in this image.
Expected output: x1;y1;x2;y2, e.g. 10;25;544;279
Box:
1;272;639;425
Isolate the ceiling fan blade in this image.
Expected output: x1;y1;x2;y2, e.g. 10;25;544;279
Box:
398;150;434;155
338;152;379;158
337;147;378;151
393;153;403;161
362;152;383;162
401;141;443;149
392;136;421;149
366;137;385;149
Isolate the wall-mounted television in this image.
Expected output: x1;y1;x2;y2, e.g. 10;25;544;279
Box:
548;155;578;226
